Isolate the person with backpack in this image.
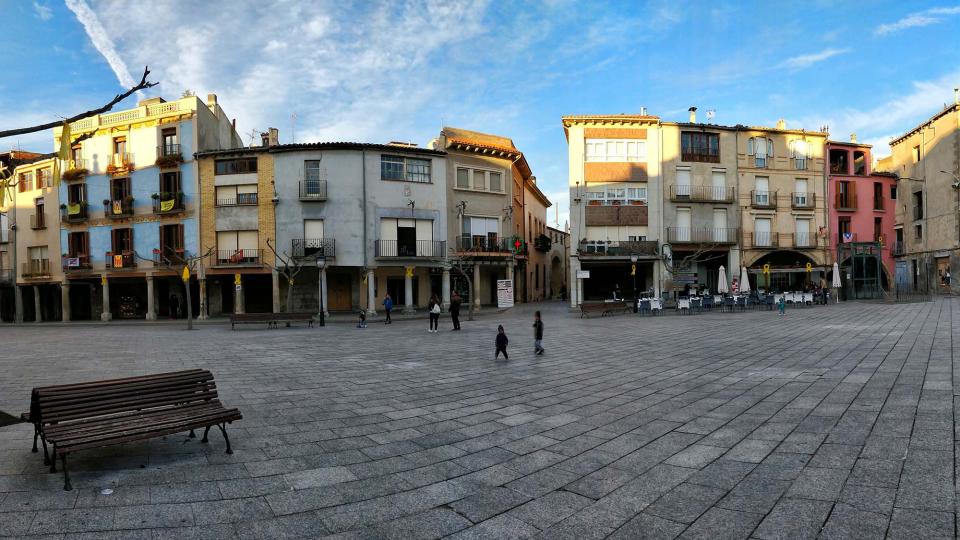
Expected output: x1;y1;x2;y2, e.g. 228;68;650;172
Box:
533;311;544;355
428;294;441;333
495;325;508;360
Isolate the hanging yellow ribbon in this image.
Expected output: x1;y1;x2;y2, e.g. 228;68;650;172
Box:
53;121;71;187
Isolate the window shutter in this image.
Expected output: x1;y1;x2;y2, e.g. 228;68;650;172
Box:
835;183;842;208
747;138;754;155
767;139;774;158
176;224;184;249
849;182;857;208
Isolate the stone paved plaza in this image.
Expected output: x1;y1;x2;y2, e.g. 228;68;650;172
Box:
1;299;959;539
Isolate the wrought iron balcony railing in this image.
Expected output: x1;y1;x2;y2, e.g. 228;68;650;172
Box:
292;238;336;258
375;240;446;258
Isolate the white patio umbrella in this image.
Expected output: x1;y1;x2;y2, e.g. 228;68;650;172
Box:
739;266;751;294
717;266;729;293
832;261;841;303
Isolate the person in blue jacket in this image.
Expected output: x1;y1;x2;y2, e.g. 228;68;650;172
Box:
382;293;393;324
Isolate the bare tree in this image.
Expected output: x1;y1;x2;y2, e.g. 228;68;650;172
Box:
265;239;309;315
660;243;727;292
134;246;213;330
447;250;476;321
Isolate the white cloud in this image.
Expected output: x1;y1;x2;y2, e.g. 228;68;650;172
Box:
781;48;851;70
65;0;137;88
875;6;960;35
33;2;53;21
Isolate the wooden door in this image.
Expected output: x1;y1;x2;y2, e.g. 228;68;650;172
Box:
327;273;353;311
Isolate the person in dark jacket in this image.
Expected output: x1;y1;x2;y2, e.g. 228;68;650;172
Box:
382;293;393;324
495;325;508;360
533;310;544;355
450;292;462;330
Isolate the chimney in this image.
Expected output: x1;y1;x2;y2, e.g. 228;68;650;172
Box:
268;127;279;146
776;119;786;130
955;87;959;105
639;106;647;116
850;133;857;143
688;106;697;123
530;175;537;185
207;93;218;108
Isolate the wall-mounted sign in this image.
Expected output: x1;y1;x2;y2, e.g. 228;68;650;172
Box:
496;280;514;309
576;270;590;279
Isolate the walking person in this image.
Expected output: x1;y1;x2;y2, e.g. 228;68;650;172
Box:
450;292;461;330
495;325;509;360
428;294;441;333
169;294;179;320
533;310;544;355
382;293;393;324
777;294;786;317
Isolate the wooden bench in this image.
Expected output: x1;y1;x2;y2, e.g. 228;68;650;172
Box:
579;301;631;318
230;312;315;329
28;369;242;491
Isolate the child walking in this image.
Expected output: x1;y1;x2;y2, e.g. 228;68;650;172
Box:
357;310;367;328
495;325;509;360
777;295;786;317
533;311;544;355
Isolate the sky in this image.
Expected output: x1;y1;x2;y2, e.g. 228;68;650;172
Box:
2;0;960;230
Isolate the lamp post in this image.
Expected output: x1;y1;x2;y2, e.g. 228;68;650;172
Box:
316;255;326;327
630;254;638;312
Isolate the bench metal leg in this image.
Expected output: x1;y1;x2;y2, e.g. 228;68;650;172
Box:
217;423;233;454
201;425;212;443
32;424;38;453
61;455;72;491
189;429;196;438
41;434;50;465
49;444;57;473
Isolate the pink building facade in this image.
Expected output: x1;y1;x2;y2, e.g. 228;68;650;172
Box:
826;141;898;286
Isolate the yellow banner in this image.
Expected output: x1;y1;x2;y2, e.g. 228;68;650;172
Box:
67;203;81;215
113;254;124;268
182;266;190;282
405;266;414;278
112;200;122;214
160;199;175;212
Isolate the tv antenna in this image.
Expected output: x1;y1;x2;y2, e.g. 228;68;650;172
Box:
245;128;259;147
706;110;716;122
291;112;297;144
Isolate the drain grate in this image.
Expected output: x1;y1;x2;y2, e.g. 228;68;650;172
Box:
0;410;22;428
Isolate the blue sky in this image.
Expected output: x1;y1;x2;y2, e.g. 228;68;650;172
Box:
3;0;960;228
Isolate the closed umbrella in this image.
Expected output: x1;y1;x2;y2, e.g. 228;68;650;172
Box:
717;266;729;293
739;266;751;294
832;261;841;303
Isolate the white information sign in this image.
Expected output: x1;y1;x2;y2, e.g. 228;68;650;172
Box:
576;270;590;279
496;279;514;309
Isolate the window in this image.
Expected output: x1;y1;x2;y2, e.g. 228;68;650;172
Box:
489;172;502;192
794;178;808;206
853;151;866;175
37;168;52;188
113;136;127;156
829;149;848;174
302;220;327;255
215;184;258;206
111;228;133;253
874;218;882;242
584;139;647;162
160;224;184;254
754;218;772;246
754;177;769;205
67;231;88;257
873;182;883;210
381;155;432;183
304;160;322;182
913;191;923;220
18;171;34;193
585;183;647;205
748;137;773;168
680;132;719;162
913;145;920;163
456;168;470;188
110;177;131;201
837;181;855;209
215;157;258;175
789;140;810;170
675;168;691;197
161;128;178;155
463;216;499;249
67;183;86;205
838;218;851;239
0;213;7;243
160;172;181;196
29;246;48;268
795;218;811;247
890;185;897;200
34;197;44;229
71;145;82;163
915;224;922;239
216;230;259;263
454;167;504;193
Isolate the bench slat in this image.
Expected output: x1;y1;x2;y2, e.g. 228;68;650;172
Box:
37;373;214;402
43;401;229;438
39;389;219;423
33;370;207;394
54;410;242;454
50;406;240;447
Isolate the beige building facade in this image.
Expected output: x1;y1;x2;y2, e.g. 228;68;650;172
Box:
523;177;551;302
881;99;960;294
736;122;830;290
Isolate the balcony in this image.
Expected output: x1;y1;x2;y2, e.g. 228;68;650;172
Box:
61;203;89;223
584;204;648;226
105;251;136;270
578;240;658;257
63;159;89;181
788;232;820;249
746;232;779;248
791;192;815;210
21;260;51;278
107;153;134;175
0;268;12;284
104;198;134;219
667;227;738;245
669;185;736;203
892;241;905;256
300;180;328;201
62;254;92;272
680;151;720;164
291;238;336;258
152;193;185;214
751;190;777;209
212;249;263;267
30;212;46;230
153;247;186;267
155;144;183;169
375;240;446;258
455;235;512;254
216;193;258;207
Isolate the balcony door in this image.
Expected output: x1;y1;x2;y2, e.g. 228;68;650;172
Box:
711;171;726;201
112;228;133;253
160;224;184;261
464;216;498;250
676;208;691;241
68;232;88;258
397;219;416;257
755;177;769;205
795;218;810;247
304;219;325;256
794;179;808;206
755;218;771;247
676;168;691;198
713;209;727;242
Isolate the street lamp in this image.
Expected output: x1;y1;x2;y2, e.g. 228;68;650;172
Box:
316;255;326;327
630;254;638;312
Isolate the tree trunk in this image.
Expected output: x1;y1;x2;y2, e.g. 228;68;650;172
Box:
285;277;294;314
467;279;475;321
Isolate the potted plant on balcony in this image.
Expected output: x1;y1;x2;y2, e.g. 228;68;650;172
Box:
155;152;183;169
62;167;89;181
151;193;160;200
534;234;552;253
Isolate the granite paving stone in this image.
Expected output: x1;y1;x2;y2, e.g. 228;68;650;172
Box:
1;300;959;537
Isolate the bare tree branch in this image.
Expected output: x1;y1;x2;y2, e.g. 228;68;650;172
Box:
266;239;310;314
0;66;158;140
